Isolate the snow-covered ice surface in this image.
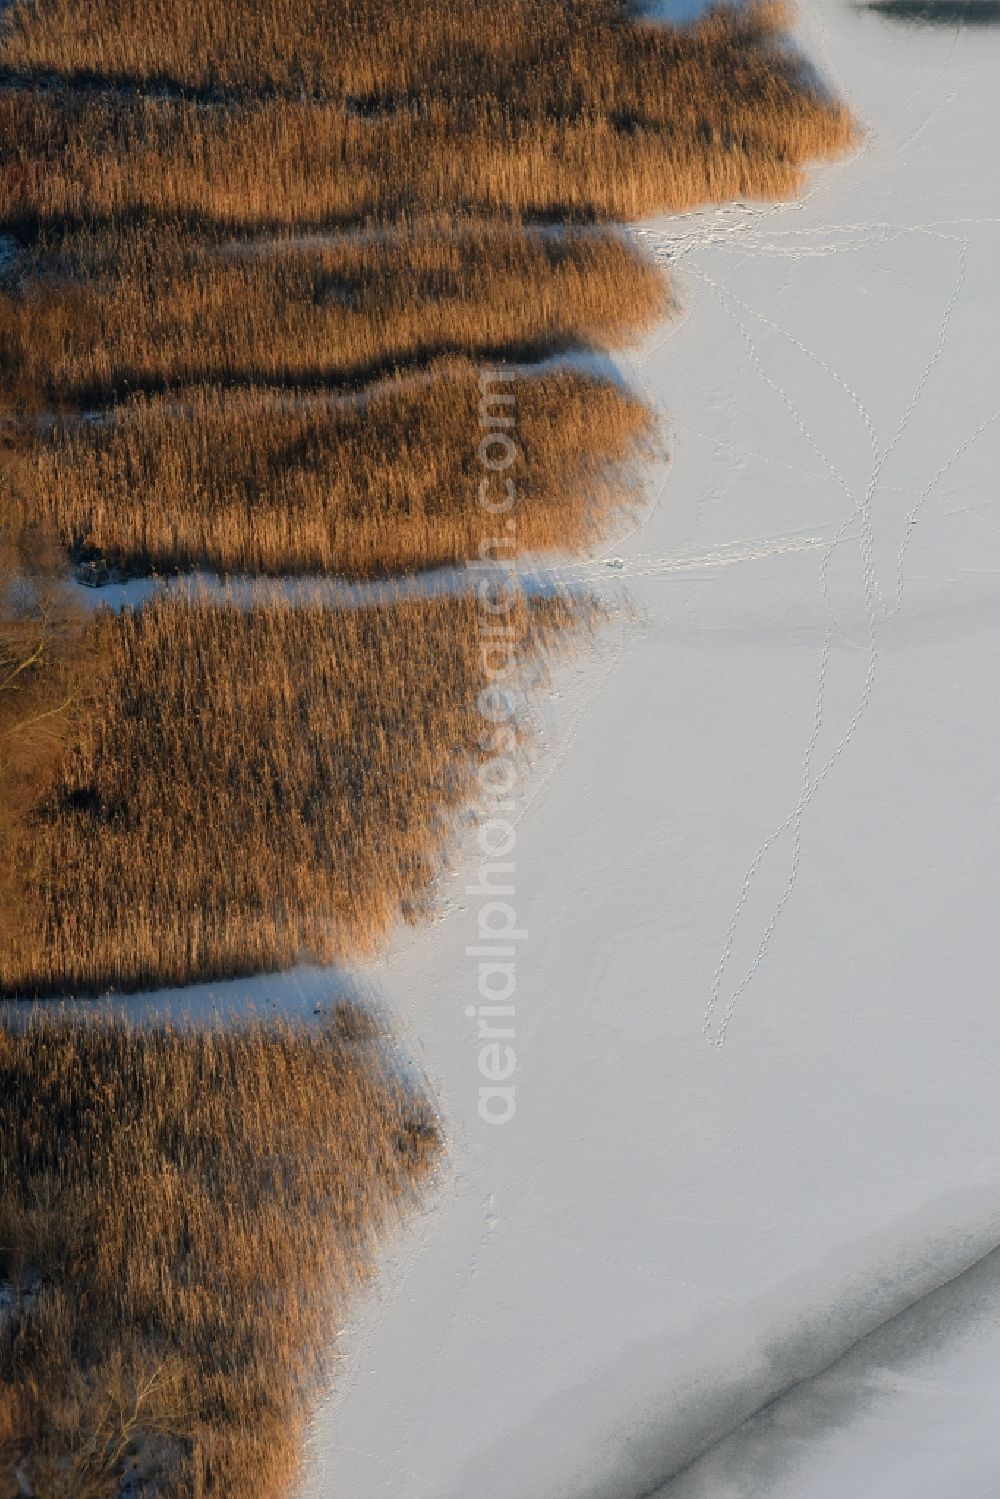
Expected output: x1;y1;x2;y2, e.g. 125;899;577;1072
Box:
294;1;1000;1494
662;1237;1000;1497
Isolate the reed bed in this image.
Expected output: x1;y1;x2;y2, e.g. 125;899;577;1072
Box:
0;18;855;232
0;224;666;409
0;522;94;946
0;0;860;1492
19;362;653;577
0;0;855;582
0;0;806;106
0;1011;440;1498
0;588;586;997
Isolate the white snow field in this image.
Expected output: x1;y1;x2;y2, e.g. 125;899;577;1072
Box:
297;1;1000;1495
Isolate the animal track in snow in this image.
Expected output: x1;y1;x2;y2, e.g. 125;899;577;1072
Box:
692;226;973;1045
588;532;829;577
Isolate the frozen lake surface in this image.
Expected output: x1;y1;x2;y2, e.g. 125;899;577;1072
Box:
293;1;1000;1494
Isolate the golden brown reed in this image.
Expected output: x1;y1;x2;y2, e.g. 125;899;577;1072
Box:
20;362;654;578
0;588;586;997
0;1010;440;1498
0;2;859;1494
0;5;855;231
0;224;667;409
0;0;789;102
0;521;94;943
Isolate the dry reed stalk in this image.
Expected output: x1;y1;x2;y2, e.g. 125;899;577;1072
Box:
16;361;654;577
0;519;95;944
0;1011;440;1498
0;224;667;409
0;5;855;230
0;0;797;102
0;588;587;996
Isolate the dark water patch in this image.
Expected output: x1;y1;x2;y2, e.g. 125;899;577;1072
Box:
658;1233;1000;1496
859;0;1000;24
